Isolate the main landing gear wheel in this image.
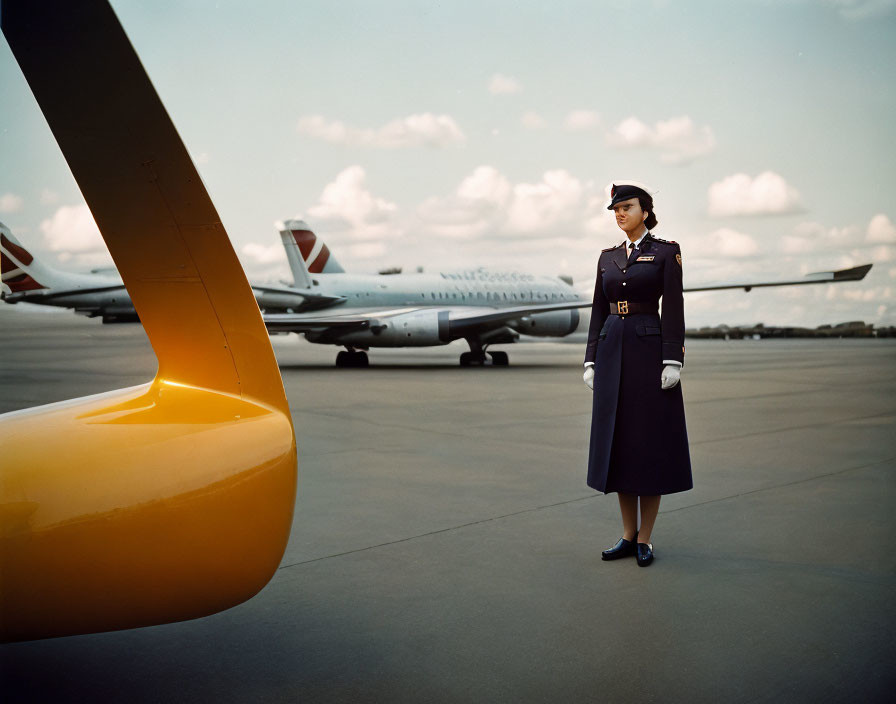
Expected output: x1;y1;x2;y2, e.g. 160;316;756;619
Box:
459;351;486;367
335;350;369;368
460;339;509;367
489;350;509;366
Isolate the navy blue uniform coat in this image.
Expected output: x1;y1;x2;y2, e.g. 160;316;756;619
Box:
584;233;693;495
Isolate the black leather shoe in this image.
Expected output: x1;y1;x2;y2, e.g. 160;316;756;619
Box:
601;533;638;561
636;542;654;567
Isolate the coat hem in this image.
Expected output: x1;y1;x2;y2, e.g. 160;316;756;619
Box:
587;482;693;496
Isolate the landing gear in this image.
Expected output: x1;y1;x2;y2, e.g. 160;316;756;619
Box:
459;351;486;367
459;340;509;367
489;350;509;366
335;349;369;368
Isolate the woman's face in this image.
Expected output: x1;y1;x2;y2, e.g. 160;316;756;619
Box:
612;197;647;236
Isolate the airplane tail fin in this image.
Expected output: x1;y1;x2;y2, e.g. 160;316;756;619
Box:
1;223;52;294
278;219;344;288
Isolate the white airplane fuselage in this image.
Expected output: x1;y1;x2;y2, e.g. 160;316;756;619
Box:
1;268;139;320
308;270;580;308
290;269;587;348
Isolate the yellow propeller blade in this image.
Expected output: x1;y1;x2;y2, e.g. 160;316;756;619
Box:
1;0;297;642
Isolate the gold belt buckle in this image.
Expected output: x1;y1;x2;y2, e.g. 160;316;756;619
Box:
617;300;629;315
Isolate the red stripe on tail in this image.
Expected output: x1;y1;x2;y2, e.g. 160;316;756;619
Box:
1;233;34;265
3;272;46;291
2;251;20;274
291;229;316;259
307;244;330;273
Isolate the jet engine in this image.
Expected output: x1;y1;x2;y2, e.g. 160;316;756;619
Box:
510;309;580;337
338;309;450;347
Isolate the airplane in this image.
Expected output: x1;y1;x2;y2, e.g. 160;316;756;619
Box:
263;218;873;367
0;222;337;322
4;214;873;367
266;219;587;367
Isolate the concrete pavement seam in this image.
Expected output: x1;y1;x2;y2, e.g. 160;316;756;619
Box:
662;455;896;515
276;492;599;571
690;411;896;447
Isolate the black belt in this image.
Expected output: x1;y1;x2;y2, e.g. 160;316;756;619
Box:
610;300;657;315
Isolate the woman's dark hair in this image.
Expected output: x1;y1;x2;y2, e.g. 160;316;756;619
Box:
639;195;658;230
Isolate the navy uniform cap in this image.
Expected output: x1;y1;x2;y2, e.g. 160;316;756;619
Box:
607;183;652;209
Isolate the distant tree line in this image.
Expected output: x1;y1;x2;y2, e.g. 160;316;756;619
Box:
685;321;896;339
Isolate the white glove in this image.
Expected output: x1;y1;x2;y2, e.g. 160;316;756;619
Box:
583;366;594;390
661;364;680;390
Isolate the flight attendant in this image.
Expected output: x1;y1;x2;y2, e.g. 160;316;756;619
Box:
583;182;692;567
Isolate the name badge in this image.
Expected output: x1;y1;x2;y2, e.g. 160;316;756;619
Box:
636;255;655;262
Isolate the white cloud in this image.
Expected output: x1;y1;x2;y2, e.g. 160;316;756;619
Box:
871;246;893;262
416;166;510;240
239;242;290;282
241;242;283;265
608;115;716;165
793;221;860;248
40;204;103;253
707;171;803;217
345;242;387;259
416;166;604;244
521;111;547;129
693;228;761;258
781;235;806;255
506;170;585;234
457;165;512;204
867;213;896;243
0;193;24;214
297;113;465;149
306;166;400;245
771;220;873;275
489;73;522;95
39;204;111;267
824;0;896;20
563;110;600;131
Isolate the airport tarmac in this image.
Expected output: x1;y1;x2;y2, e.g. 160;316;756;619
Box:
1;305;894;703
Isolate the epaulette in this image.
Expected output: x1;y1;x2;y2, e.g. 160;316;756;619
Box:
649;235;677;245
601;241;624;252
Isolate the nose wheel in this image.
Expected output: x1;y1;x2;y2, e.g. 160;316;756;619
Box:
336;349;369;368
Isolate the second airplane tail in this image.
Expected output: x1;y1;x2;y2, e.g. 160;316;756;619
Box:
278;219;344;289
1;223;50;294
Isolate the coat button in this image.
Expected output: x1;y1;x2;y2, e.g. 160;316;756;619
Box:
622;282;627;286
622;269;626;274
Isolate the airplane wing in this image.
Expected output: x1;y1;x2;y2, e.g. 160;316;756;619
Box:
264;259;873;338
684;264;872;292
264;300;589;337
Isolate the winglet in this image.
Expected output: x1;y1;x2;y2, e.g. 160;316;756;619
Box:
812;263;873;282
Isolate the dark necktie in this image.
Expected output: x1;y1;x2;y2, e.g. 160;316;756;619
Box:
628;241;636;260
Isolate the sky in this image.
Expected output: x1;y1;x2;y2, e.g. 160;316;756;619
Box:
2;0;895;328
